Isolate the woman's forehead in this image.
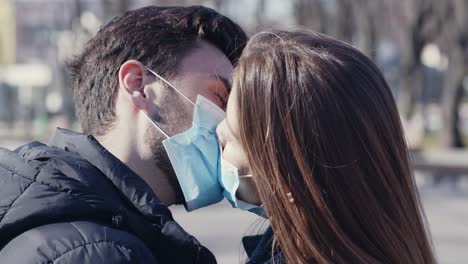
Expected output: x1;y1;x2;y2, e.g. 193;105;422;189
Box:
226;85;241;138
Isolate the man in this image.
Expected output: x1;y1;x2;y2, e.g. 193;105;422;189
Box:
0;6;247;263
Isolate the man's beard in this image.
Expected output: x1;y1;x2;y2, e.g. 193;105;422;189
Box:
145;128;185;205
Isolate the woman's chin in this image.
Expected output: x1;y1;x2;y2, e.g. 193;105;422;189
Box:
236;177;261;205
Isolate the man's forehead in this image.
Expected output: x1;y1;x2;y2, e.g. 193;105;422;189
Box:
177;41;233;81
174;72;231;86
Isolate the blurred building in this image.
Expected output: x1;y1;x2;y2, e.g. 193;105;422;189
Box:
0;0;16;65
13;0;98;63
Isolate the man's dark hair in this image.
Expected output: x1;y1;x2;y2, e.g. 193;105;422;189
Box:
68;6;247;136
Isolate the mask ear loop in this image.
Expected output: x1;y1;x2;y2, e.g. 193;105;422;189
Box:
142;112;170;139
145;67;195;107
142;67;197;139
239;174;253;178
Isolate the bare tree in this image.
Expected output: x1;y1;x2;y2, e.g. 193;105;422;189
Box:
334;0;355;44
212;0;224;11
436;0;467;148
383;0;441;119
255;0;267;29
293;0;328;34
101;0;131;20
155;0;192;6
352;0;382;60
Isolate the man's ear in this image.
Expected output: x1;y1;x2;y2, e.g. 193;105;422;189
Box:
118;60;149;111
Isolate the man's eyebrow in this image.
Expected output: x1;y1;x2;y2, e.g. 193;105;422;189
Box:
209;74;231;92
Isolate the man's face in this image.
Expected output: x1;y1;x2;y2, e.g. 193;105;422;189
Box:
145;41;233;203
167;41;232;132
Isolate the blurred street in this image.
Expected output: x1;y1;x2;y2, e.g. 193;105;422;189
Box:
417;181;468;264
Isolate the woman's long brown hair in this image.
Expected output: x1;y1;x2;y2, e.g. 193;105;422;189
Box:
234;30;435;263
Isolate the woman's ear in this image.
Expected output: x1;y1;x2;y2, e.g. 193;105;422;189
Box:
118;60;148;111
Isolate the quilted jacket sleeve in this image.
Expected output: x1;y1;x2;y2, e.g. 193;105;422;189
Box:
0;221;158;264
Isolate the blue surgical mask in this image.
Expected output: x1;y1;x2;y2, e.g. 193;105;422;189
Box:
144;68;264;216
220;157;265;216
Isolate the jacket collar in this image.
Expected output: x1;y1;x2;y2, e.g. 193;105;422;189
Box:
48;128;216;263
48;128;173;224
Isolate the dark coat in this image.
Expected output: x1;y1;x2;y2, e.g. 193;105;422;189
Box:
0;128;216;264
243;227;285;264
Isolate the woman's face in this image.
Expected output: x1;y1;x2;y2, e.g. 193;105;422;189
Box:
216;85;261;205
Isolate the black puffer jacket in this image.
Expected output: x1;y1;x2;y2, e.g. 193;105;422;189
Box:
0;128;216;264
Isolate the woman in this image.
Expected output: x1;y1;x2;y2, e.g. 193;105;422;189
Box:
216;30;436;263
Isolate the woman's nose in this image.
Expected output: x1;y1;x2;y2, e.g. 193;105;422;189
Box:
216;121;227;149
